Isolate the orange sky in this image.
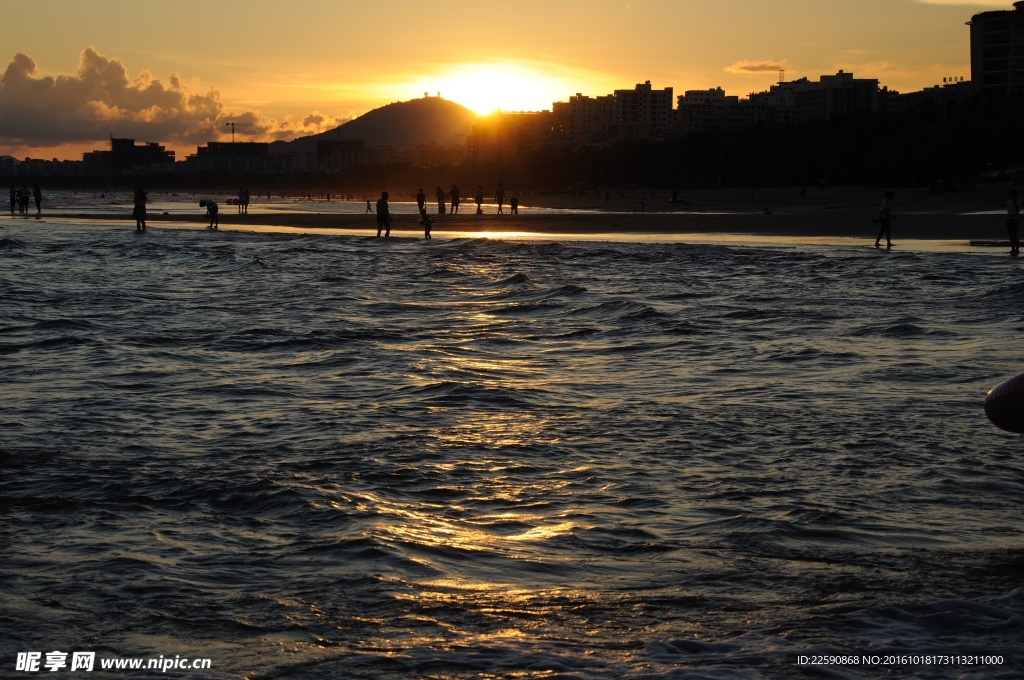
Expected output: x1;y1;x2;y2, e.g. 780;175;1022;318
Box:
0;0;1007;160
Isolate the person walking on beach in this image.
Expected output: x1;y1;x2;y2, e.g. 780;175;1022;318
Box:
450;185;460;214
495;182;506;214
9;185;15;213
475;186;484;214
873;191;895;249
435;186;446;214
376;191;392;238
510;194;519;214
133;188;148;231
243;188;250;214
1006;188;1021;256
416;188;426;213
238;188;245;214
199;198;219;229
32;183;42;215
365;199;373;214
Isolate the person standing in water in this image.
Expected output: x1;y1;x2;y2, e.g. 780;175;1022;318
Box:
450;185;460;214
495;182;506;214
873;191;895;249
199;198;219;229
435;186;446;214
475;186;484;214
1006;188;1020;256
133;188;148;231
20;185;30;214
32;183;42;215
376;191;392;237
418;207;434;239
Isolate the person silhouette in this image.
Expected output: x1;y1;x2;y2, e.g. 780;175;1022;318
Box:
510;195;519;214
416;188;426;213
495;182;505;214
20;185;30;214
32;183;42;215
1006;188;1020;256
243;188;250;214
475;186;484;214
450;185;460;214
133;188;148;231
418;207;434;239
8;185;14;213
376;191;392;237
873;191;895;249
238;188;245;214
366;199;373;214
435;186;446;214
199;198;219;228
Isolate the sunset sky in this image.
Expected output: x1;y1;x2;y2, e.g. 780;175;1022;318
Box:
0;0;1009;160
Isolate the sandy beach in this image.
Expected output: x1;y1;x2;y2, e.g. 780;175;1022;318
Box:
26;183;1017;241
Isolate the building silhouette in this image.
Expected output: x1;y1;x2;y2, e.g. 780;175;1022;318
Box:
610;81;674;139
969;1;1024;96
792;71;879;122
82;137;174;175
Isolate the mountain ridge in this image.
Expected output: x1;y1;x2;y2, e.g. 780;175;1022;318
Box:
269;97;477;154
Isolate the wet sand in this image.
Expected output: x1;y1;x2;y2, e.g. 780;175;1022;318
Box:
18;183;1019;241
30;209;1012;241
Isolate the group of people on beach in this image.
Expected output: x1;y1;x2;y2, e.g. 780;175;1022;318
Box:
407;184;520;218
370;184;521;239
9;184;42;215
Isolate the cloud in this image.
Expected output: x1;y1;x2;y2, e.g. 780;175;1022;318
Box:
724;59;787;74
302;111;327;130
0;48;358;150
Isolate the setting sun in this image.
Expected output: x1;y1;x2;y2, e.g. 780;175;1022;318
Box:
397;62;592;115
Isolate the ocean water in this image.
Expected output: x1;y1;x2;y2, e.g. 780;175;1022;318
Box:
1;220;1023;679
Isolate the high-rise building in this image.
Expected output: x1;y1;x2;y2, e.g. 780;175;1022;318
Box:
792;71;879;123
552;93;616;145
969;1;1024;96
612;81;674;138
468;111;555;163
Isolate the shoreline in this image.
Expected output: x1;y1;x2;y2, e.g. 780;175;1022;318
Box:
7;209;1015;241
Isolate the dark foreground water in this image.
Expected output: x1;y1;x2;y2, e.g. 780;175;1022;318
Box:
2;221;1023;679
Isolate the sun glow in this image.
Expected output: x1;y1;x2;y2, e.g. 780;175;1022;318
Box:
399;63;592;115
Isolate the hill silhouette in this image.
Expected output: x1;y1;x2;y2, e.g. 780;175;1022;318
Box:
270;96;477;154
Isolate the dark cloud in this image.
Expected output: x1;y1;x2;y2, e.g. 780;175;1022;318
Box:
724;59;787;74
0;48;356;149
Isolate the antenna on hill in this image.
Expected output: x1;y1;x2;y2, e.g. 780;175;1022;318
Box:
224;122;253;143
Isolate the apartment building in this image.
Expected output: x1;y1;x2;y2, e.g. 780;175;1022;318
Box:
969;1;1024;96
